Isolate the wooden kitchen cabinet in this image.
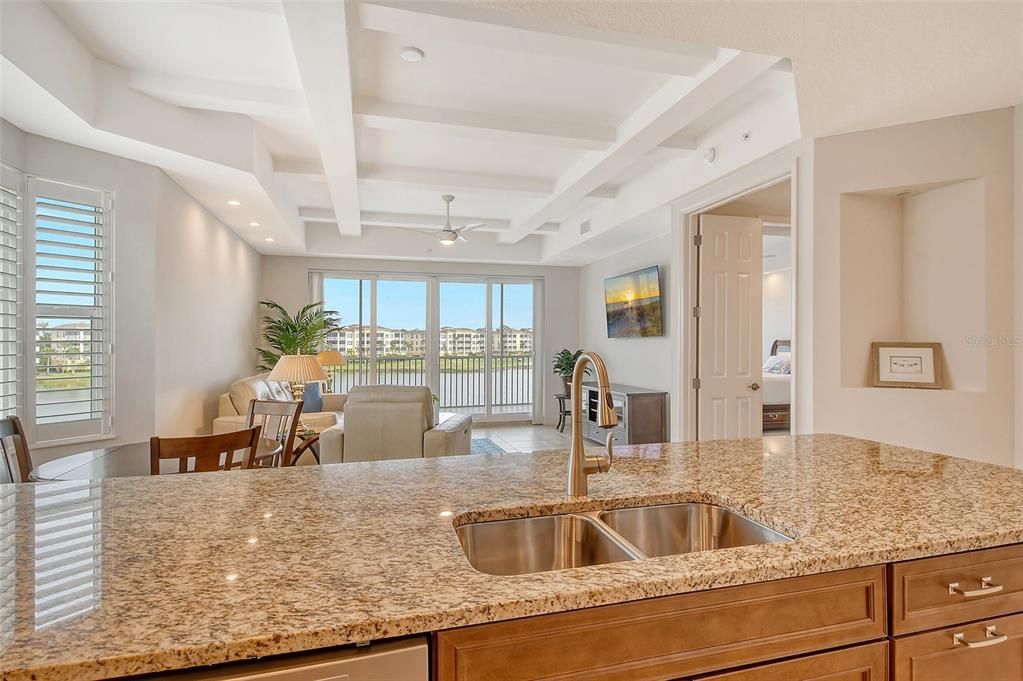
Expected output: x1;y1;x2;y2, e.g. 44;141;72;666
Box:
433;566;885;681
694;641;888;681
434;543;1023;681
892;612;1023;681
890;543;1023;635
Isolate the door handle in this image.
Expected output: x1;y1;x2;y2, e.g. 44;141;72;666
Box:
749;382;760;391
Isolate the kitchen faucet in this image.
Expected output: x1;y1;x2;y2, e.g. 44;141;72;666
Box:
567;351;617;496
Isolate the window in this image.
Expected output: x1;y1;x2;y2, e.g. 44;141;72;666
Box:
28;178;112;445
315;272;540;421
0;166;21;421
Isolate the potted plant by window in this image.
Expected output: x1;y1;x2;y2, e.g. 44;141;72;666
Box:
552;348;586;397
257;300;341;410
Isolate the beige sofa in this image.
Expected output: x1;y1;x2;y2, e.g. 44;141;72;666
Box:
213;373;347;435
319;385;471;464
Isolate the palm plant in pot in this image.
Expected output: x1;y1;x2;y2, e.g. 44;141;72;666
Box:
257;301;341;408
552;348;587;396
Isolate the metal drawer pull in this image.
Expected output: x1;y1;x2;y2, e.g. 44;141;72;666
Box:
953;625;1008;648
949;576;1003;597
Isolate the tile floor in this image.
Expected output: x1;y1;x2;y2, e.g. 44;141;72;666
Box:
472;422;571;454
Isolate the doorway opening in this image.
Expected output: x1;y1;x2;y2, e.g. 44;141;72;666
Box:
686;177;794;440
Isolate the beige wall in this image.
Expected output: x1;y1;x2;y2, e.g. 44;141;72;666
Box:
1;120;261;461
1016;105;1023;467
902;180;986;391
814;108;1015;465
155;175;261;436
839;193;902;386
578;233;675;437
259;256;579;425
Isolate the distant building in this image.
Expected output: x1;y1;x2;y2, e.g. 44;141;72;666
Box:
324;324;532;356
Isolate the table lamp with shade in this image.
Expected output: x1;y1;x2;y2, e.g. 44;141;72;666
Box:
268;354;327;402
315;350;346;394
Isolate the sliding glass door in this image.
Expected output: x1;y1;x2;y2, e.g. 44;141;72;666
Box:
491;282;534;417
321;276;428;392
322;277;371;391
317;272;537;422
438;282;486;416
375;279;428;387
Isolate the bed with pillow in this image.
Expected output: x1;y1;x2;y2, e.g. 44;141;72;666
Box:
762;339;791;431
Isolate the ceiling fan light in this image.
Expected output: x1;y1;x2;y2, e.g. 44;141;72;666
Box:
439;229;458;246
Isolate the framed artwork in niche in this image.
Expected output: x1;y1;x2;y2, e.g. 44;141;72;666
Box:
871;342;944;389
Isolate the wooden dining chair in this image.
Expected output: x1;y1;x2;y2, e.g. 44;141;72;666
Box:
246;399;304;467
149;426;263;475
0;415;32;483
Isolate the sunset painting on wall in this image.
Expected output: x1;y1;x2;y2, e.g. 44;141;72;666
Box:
604;265;663;338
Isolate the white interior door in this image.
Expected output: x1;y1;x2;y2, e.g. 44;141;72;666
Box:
697;214;763;440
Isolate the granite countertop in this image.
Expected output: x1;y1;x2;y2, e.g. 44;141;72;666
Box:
4;434;1023;680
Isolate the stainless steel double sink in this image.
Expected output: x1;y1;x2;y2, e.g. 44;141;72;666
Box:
455;503;791;576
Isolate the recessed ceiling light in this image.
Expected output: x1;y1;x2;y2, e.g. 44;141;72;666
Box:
438;510;453;518
400;46;425;63
264;237;275;243
248;221;261;227
226;199;241;206
225;573;239;582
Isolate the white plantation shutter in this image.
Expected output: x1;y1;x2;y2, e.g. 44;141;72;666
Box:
32;480;102;628
0;166;22;421
28;178;113;444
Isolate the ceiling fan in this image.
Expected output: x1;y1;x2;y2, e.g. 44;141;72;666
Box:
436;194;484;245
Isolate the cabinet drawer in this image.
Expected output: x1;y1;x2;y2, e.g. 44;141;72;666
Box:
434;566;886;681
891;544;1023;635
892;611;1023;681
695;641;888;681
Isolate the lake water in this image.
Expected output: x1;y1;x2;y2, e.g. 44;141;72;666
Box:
336;367;534;411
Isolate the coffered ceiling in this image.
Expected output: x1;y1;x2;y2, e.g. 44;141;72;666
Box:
1;0;805;264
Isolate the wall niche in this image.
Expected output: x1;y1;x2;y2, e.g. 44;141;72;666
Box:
839;178;985;390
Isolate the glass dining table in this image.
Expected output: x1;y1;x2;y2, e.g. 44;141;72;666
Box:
29;438;285;481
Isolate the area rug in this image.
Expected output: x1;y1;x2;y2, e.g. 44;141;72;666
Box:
471;438;506;455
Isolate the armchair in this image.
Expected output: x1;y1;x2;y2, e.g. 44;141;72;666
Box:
318;385;471;464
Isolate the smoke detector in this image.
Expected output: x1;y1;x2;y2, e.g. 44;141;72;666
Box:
703;147;717;164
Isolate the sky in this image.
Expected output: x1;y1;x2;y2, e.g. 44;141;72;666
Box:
323;279;533;330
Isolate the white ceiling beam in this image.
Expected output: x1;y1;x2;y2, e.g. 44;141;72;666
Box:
501;51;780;243
278;159;616;199
359;164;553;195
359;164;617;198
361;211;510;231
355;100;701;155
273;158;324;179
660;133;700;151
355;100;615;151
126;71;306;119
283;0;361;236
355;1;718;76
299;208;561;234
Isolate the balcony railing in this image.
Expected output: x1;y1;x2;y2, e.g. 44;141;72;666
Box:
330;354;533;413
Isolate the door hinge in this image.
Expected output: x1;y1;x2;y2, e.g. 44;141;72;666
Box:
693;234;703;246
692;305;701;318
692;377;701;390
